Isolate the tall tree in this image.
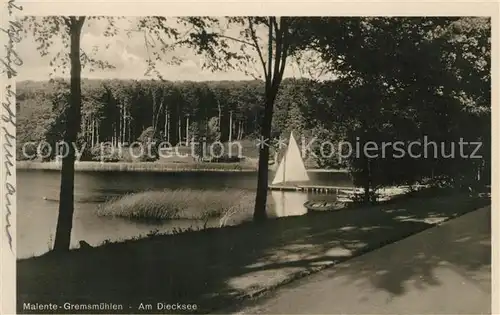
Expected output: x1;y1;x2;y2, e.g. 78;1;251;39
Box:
172;17;308;221
22;16;90;251
21;16;178;250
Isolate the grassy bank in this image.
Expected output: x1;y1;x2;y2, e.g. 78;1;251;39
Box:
17;192;490;314
97;189;259;226
16;161;257;172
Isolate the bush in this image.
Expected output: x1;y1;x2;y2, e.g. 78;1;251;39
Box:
77;142;94;162
207;154;242;163
138;126;157;143
137;126;160;162
90;144;121;162
17;142;38;161
139;153;159;162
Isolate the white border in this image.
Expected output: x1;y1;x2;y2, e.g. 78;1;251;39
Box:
1;1;498;314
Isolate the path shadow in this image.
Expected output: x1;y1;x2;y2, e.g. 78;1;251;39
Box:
17;194;490;314
334;206;491;294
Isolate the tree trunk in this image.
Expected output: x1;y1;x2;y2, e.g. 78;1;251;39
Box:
128;117;132;144
82;116;86;143
86;117;90;145
253;89;277;222
186;115;190;146
118;106;121;145
359;125;371;203
53;17;84;252
236;120;240;140
254;17;289;222
121;106;125;145
124;108;128;144
115;122;118;147
204;106;209;140
122;107;126;144
238;120;243;140
118;105;125;145
90;115;95;148
152;92;156;127
166;112;170;143
363;158;371;203
167;108;168;141
93;119;97;146
111;123;115;147
85;116;89;145
205;117;209;141
96;121;99;144
217;100;222;140
178;115;182;145
154;98;164;136
229;110;233;142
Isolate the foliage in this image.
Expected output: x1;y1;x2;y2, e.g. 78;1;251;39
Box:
301;17;491;198
90;143;121;162
207;154;242;163
17;79;270;154
137;126;160;162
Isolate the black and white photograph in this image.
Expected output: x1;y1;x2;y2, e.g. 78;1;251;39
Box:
1;2;496;314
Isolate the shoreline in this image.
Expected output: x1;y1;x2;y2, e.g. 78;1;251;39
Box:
16;161;349;173
16;161;256;172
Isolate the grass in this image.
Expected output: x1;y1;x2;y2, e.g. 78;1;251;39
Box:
17;191;490;314
96;189;258;226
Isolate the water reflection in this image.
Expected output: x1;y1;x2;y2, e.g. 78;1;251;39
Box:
270;191;308;217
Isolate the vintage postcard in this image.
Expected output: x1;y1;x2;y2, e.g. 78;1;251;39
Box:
1;1;498;314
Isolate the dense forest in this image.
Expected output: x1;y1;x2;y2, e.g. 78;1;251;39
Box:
17;78;324;161
18;79;260;147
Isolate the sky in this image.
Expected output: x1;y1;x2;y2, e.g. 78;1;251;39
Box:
17;17;320;82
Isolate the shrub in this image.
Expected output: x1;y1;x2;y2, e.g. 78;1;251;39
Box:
90;143;121;162
138;126;160;162
208;154;242;163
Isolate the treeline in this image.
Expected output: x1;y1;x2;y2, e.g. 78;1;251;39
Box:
19;78;331;150
17;77;324;161
18;79;266;148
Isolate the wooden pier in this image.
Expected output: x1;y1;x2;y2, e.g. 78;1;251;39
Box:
268;184;358;194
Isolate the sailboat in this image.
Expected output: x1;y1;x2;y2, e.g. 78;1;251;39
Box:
271;131;310;186
269;131;309;217
269;132;344;213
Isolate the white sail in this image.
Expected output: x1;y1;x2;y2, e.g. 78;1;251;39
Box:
272;132;310;185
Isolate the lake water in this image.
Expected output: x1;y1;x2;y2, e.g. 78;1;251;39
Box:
16;170;352;259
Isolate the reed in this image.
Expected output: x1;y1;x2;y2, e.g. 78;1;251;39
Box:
97;189;257;224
